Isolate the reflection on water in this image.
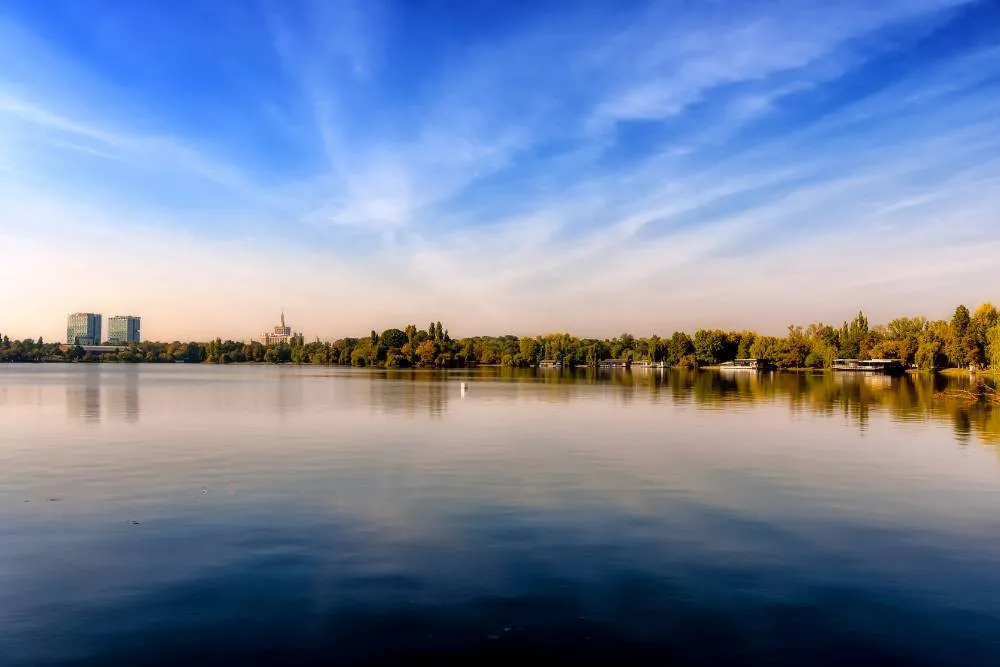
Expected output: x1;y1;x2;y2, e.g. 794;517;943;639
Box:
62;366;142;424
64;368;102;423
1;365;999;666
687;370;998;446
272;369;304;418
366;371;451;417
106;367;140;423
8;365;996;443
352;367;999;447
574;368;996;446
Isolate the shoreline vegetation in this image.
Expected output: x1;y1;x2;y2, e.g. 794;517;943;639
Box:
3;304;999;375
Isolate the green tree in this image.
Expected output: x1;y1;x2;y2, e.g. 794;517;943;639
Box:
749;335;779;361
969;303;1000;368
350;347;369;367
639;335;665;363
519;337;541;366
883;317;925;366
987;323;1000;372
678;354;699;369
804;323;838;368
666;332;694;366
186;342;204;363
776;326;810;368
416;339;438;366
839;311;869;359
915;340;942;370
915;321;951;370
947;305;971;368
380;328;408;350
693;329;725;365
736;331;757;359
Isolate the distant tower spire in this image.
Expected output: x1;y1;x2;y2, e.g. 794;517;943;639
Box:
281;309;285;328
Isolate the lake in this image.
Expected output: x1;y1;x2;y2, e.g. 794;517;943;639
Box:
1;365;999;666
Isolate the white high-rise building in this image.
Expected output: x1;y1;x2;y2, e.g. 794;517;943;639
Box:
67;313;102;345
108;315;141;344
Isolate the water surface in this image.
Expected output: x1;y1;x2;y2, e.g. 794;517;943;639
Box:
1;365;999;665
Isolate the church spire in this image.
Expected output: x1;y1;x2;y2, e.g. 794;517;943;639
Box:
280;309;285;328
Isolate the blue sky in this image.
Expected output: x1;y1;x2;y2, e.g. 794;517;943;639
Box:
1;0;998;341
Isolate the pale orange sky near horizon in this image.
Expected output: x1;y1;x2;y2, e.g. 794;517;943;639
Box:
3;238;996;344
2;209;996;343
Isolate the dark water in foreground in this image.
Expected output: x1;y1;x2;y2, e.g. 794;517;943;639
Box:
1;365;999;666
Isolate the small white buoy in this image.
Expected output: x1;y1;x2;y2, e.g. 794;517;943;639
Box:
460;381;468;397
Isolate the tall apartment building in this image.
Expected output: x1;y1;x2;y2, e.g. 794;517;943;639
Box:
108;315;141;344
67;313;102;345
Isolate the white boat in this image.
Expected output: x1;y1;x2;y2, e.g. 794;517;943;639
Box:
720;359;770;371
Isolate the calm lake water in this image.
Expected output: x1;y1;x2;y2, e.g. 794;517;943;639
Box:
2;365;999;666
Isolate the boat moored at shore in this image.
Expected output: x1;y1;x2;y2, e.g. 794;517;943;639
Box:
832;358;905;374
719;358;772;371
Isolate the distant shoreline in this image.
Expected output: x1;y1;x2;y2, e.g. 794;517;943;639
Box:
2;359;995;379
3;304;998;373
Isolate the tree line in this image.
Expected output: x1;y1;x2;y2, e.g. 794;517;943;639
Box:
3;305;1000;371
